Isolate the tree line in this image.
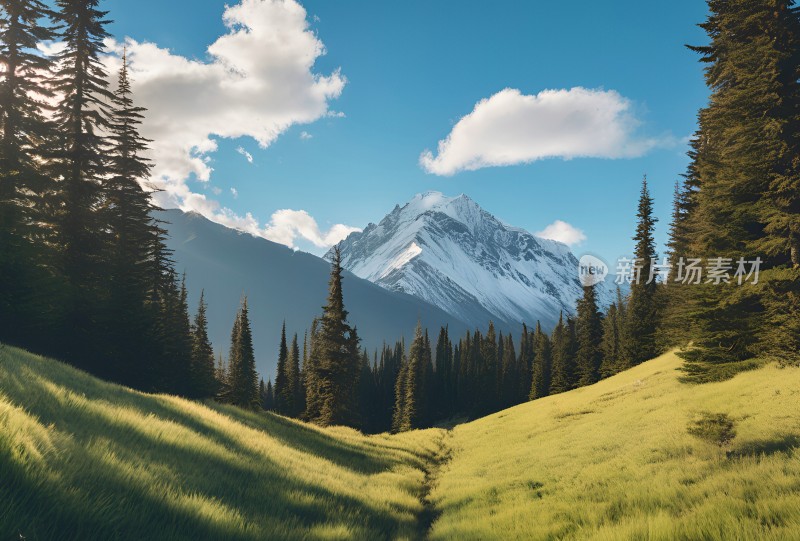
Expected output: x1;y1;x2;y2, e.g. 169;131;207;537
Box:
262;182;659;433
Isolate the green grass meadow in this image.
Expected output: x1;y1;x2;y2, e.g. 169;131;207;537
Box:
430;351;800;540
0;344;439;540
3;345;800;540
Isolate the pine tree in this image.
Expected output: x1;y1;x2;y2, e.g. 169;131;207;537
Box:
264;379;275;411
304;319;321;421
689;1;800;267
529;322;552;399
297;330;308;416
478;322;499;415
576;285;603;386
259;378;276;411
51;0;115;368
433;326;452;420
659;178;695;350
226;297;259;408
358;348;377;432
103;50;163;386
624;177;659;366
516;324;533;401
677;0;800;376
389;323;435;431
259;378;267;409
599;301;621;378
289;333;302;416
0;0;56;167
379;340;404;432
274;322;291;414
392;353;409;433
159;273;193;395
421;329;434;425
0;0;58;350
550;313;577;393
215;353;229;400
499;332;517;408
312;248;360;427
190;290;217;399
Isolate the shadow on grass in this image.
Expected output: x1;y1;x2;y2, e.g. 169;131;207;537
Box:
208;403;395;475
728;434;800;459
6;347;395;475
0;349;420;541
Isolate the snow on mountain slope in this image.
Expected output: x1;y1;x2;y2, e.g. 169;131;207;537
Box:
330;192;613;331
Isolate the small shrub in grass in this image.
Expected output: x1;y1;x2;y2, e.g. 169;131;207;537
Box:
687;412;736;448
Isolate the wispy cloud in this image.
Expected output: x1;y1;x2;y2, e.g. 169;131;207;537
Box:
230;187;239;199
236;146;254;164
299;131;313;140
421;87;671;176
263;209;360;248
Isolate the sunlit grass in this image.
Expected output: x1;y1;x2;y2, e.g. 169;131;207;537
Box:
429;351;800;540
4;344;800;540
0;344;439;540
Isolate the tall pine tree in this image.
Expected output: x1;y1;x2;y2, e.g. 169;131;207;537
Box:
529;322;552;399
190;290;217;399
576;285;603;386
274;322;291;414
104;50;164;386
225;297;259;408
549;313;576;394
311;248;360;427
625;177;659;366
0;0;58;350
51;0;115;368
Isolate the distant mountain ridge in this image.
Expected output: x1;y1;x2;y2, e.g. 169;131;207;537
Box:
161;209;471;378
330;192;613;330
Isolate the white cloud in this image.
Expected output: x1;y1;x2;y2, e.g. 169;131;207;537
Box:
105;0;345;184
230;187;239;199
37;41;67;56
263;209;360;248
420;87;666;176
299;131;313;140
95;0;356;251
165;186;357;249
535;220;587;247
211;186;222;195
236;146;254;164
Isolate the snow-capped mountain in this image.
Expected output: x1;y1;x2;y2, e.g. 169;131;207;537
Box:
329;191;612;331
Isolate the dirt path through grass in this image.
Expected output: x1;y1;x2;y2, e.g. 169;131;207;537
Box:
416;429;453;540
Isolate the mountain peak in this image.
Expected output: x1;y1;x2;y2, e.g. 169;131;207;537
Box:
405;191;465;211
334;192;613;331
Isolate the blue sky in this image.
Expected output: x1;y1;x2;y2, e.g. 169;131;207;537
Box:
102;0;709;265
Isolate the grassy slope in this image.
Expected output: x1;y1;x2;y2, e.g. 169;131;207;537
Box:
430;351;800;540
4;346;800;541
0;345;440;541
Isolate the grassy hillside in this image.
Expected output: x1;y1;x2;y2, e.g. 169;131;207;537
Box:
4;345;800;540
429;351;800;540
0;345;440;541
